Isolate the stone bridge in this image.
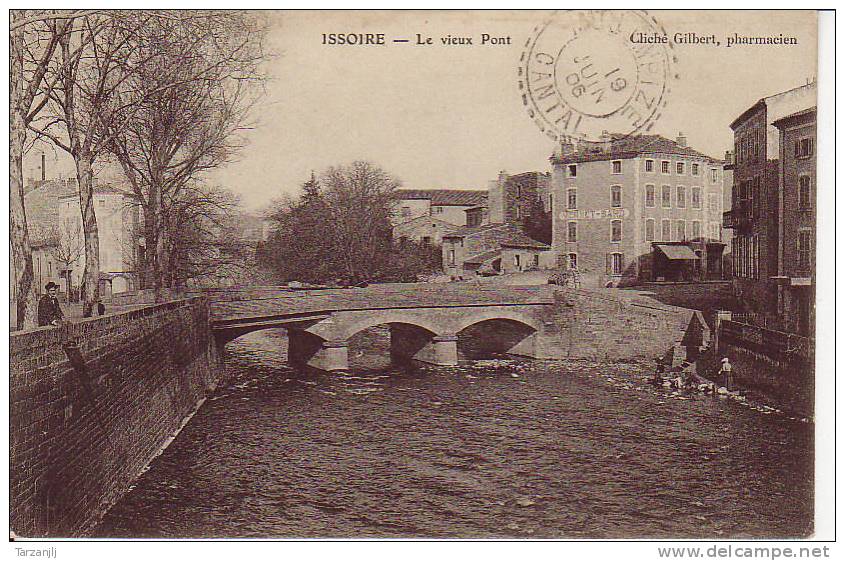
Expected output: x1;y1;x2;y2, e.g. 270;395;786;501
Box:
206;284;556;371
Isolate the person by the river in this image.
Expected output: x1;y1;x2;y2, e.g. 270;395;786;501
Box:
37;282;64;327
720;357;734;391
652;356;666;386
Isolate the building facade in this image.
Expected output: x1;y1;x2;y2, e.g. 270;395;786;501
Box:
550;134;727;288
442;223;552;278
723;82;816;324
487;171;551;225
393;215;459;245
56;182;140;297
772;107;816;336
393;189;487;228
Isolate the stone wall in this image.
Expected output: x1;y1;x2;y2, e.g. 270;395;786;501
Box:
709;319;814;415
539;288;694;360
10;298;224;537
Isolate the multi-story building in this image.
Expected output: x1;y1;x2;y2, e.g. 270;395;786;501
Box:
550;133;728;288
393;189;487;228
486;171;551;225
439;170;554;277
55;180;140;297
722;82;816;323
771;107;816;335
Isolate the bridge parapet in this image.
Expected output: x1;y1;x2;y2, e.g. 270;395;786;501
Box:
210;283;554;323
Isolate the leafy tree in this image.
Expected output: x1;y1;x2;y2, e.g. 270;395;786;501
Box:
260;163;442;284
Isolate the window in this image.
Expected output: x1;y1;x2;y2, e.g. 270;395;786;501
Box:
401;206;412;217
661;161;670;174
799;176;812;209
708;193;719;213
548;193;553;210
568;253;577;269
516;206;521;220
676;186;686;208
611;185;621;208
448;249;456;266
514;254;521;269
567;221;577;242
612;160;622;174
611;220;622;242
568;164;577;177
692;163;699;176
797;229;812;270
661;185;671;208
422;236;431;244
98;199;105;207
433;206;443;214
645;184;655;207
676;220;686;241
710;168;719;183
676;162;685;175
645;219;655;242
661;219;671;240
794;138;814;159
692;221;701;239
609;253;624;276
516;186;522;199
645;159;654;173
709;222;720;242
691;187;701;209
567;189;577;210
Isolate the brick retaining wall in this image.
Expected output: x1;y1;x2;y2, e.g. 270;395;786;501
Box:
10;298;224;537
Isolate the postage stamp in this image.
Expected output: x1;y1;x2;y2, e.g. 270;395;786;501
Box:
519;10;676;142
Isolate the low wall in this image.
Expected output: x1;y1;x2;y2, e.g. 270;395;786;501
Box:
539;288;694;361
711;320;814;416
10;298;224;537
622;281;736;323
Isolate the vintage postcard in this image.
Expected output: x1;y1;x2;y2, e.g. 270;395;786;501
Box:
7;7;832;552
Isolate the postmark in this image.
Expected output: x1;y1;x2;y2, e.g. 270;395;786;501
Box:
518;10;677;143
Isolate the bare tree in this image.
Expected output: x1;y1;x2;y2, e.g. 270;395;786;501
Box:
9;10;76;329
47;217;85;297
105;11;267;296
323;161;401;282
28;12;150;316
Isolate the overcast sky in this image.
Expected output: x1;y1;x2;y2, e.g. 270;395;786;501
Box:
27;10;817;213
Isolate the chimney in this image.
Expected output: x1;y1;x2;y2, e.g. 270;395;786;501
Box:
559;138;575;157
676;132;687;147
40;153;46;181
600;130;612;152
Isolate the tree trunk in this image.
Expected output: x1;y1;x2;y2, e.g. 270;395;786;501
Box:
75;154;100;317
9;30;38;331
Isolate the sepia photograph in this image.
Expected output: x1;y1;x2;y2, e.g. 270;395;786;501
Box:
6;5;834;552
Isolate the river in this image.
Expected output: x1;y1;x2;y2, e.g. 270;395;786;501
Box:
93;328;813;539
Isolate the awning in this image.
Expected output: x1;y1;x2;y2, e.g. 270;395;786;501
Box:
655;244;699;260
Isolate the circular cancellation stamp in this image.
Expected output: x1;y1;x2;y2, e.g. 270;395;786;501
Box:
518;10;677;143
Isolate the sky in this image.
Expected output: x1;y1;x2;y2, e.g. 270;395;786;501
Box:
25;10;818;213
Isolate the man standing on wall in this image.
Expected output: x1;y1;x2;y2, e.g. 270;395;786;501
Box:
37;282;65;327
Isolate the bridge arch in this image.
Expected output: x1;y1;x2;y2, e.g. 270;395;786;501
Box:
327;310;446;342
450;308;543;335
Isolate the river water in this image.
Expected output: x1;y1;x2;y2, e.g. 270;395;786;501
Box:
94;329;813;539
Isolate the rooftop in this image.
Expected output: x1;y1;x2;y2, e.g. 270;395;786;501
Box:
395;189;487;207
444;222;550;250
772;106;817;129
550;134;721;165
730;82;816;130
